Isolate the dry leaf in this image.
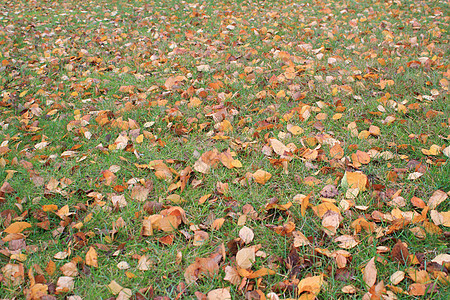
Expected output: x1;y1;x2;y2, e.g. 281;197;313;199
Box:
270;138;290;156
131;185;149;202
56;276;74;293
334;235;359;249
1;263;24;286
207;288;231;300
86;247;98;268
408;283;425;296
297;274;324;295
224;266;241;285
184;257;219;284
341;171;368;191
193;230;209;246
330;143;344;159
391;240;409;264
432;254;450;265
390;271;405;285
427;190;447;209
107;280;123;295
211;218;226;230
117;261;130;270
239;226;254;244
60;262;78;277
4;222;32;234
236;247;256;269
252;169;272;184
342;285;356;294
293;231;310;247
363;257;377;287
322;210;340;236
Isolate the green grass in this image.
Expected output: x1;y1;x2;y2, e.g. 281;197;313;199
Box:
0;0;449;299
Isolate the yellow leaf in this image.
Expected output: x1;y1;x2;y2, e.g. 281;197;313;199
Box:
135;134;144;143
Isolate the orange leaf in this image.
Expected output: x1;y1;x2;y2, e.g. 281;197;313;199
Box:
329;143;344;159
85;247;98;268
297;274;324;295
252;169;272;184
4;222;32;234
341;171;368;191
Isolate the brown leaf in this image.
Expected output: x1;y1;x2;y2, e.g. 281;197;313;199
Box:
137;255;152;271
252;169;272;184
131;185;149;202
207;288;231;300
390;271;405;285
410;196;426;208
293;231;310;247
334;235;359;249
363;257;377;287
184;257;219;284
224;266;241;285
60;262;78;277
239;226;254;244
45;260;56;276
236;247;256;269
408;283;425;296
56;276;74;294
1;263;24;286
193;231;209;246
270;138;290;156
329;143;344;159
211;218;226;230
322;210;340;236
427;190;447;209
391;240;409;264
85;247;98;268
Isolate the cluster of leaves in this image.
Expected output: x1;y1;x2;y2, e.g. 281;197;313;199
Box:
0;0;449;299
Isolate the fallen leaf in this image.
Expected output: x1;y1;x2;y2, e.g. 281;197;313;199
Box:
408;283;425;296
293;231;311;247
108;280;123;295
4;222;32;234
86;247;98;268
252;169;272;184
334;235;359;249
342;285;356;294
239;226;254;244
363;257;377;287
224;266;241;285
341;171;368;191
427;190;447;209
236;247;256;269
193;230;209;246
207;288;231;300
56;276;74;294
117;261;130;270
297;274;324;295
391;240;409;264
184;257;219;284
390;271;405;285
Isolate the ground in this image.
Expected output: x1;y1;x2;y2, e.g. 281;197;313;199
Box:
0;0;449;299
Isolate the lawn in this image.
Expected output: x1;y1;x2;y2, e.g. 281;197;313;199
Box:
0;0;449;299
